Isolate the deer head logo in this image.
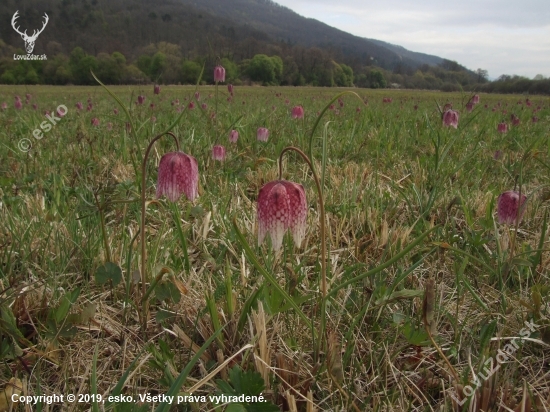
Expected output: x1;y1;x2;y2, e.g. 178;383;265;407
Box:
11;11;49;54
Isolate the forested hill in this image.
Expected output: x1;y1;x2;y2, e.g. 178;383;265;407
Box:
0;0;491;89
177;0;444;69
0;0;443;69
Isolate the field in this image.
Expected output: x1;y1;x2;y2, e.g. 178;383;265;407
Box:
0;84;549;412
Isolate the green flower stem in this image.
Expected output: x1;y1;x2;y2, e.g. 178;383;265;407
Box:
140;131;180;327
278;146;326;362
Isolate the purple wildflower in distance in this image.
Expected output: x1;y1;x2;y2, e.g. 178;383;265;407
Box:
229;130;239;143
257;180;308;251
156;152;199;202
497;122;508;133
291;105;304;119
214;65;226;83
442;109;459;128
212;145;226;161
497;190;527;225
257;127;269;142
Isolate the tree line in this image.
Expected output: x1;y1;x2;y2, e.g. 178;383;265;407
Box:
1;39;547;93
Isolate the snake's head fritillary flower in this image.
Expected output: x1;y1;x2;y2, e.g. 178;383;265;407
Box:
472;94;480;104
188;101;195;110
493;150;503;160
466;102;474;113
497;122;508;133
194;91;200;101
229;130;239;143
532;116;539;123
201;103;208;110
228;84;234;94
257;180;308;251
154;84;160;95
442;109;459;128
156;152;199;202
14;98;22;110
57;106;67;117
497;190;527;225
91;117;100;126
76;102;83;110
212;145;226;161
257;127;269;142
26;93;31;101
137;95;146;105
214;65;226;83
291;105;304;119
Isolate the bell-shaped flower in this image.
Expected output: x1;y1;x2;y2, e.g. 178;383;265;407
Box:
214;65;226;83
156;152;199;202
212;145;226;161
497;122;508;133
291;105;304;119
442;109;459;128
257;180;307;251
257;127;269;142
497;190;527;225
229;130;239;143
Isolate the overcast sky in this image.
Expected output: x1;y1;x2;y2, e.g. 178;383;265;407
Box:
272;0;550;80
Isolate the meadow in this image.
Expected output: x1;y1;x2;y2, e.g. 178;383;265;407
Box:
0;83;549;412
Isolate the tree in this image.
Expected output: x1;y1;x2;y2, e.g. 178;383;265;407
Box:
73;55;98;85
270;56;283;84
181;60;202;84
96;53;121;84
369;70;386;88
149;52;166;80
476;68;489;82
220;57;239;82
247;54;276;84
340;64;354;86
137;55;152;77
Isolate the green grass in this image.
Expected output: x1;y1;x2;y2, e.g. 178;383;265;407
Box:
0;85;549;411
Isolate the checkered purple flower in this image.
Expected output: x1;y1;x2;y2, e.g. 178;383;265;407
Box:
257;180;307;251
156;152;199;202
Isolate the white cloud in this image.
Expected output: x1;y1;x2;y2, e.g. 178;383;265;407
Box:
273;0;550;78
